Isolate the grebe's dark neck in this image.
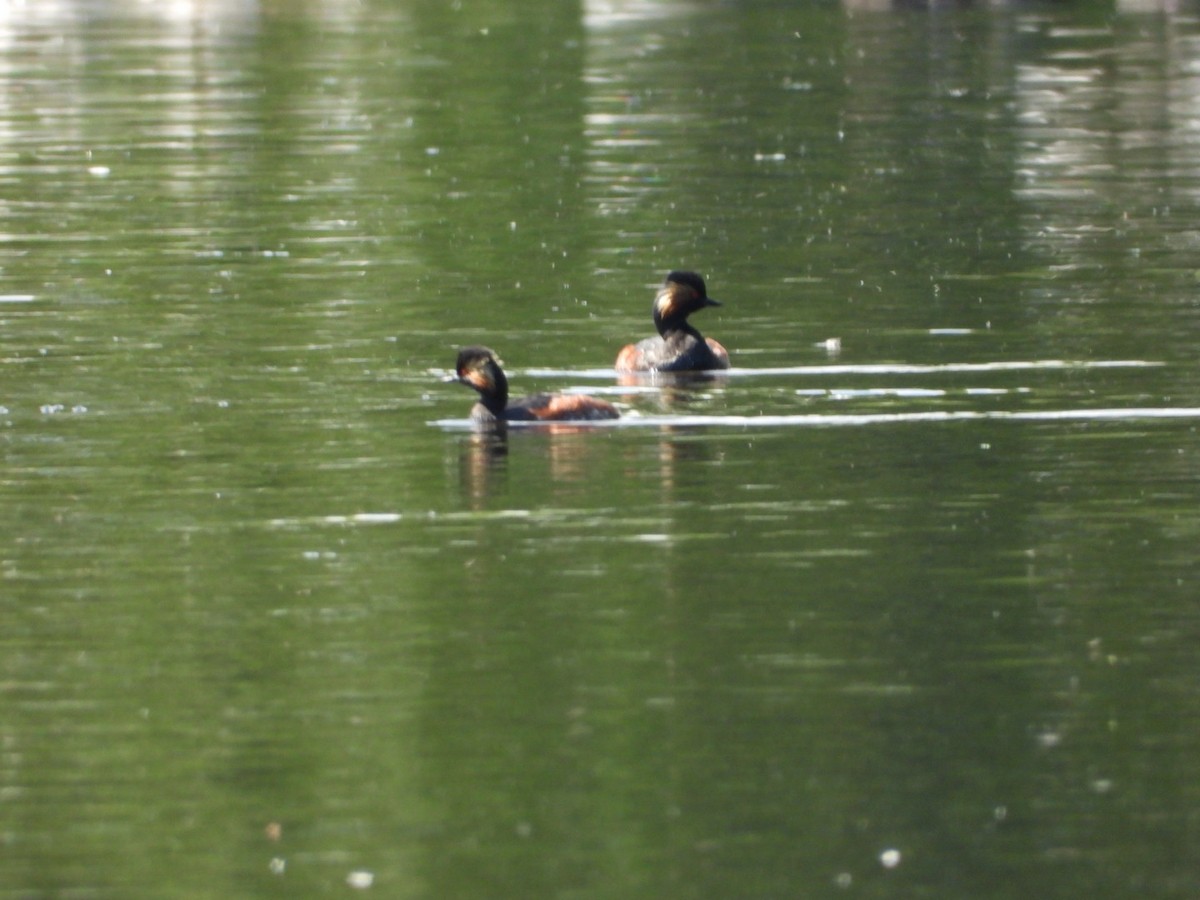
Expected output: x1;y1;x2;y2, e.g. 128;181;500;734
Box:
477;358;508;416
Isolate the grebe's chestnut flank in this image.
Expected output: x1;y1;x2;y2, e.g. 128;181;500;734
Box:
449;346;620;424
615;270;730;372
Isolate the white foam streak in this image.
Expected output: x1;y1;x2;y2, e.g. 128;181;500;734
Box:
650;408;1200;427
522;359;1163;380
430;407;1200;431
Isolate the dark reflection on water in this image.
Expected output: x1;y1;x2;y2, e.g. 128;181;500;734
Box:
3;1;1200;898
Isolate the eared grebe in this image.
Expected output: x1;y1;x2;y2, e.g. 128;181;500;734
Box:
615;270;730;372
448;346;620;424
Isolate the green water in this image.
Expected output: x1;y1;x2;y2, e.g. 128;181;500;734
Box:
2;1;1200;897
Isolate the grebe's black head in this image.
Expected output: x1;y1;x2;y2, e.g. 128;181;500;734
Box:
653;270;721;335
449;346;508;412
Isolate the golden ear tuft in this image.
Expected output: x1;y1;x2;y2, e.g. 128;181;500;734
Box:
462;369;490;390
654;287;679;319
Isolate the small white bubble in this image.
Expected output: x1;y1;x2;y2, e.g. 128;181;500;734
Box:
880;848;901;868
347;870;374;889
1037;730;1062;749
269;857;286;875
818;336;842;353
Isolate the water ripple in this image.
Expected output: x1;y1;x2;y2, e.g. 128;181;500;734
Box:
518;359;1164;380
430;407;1200;431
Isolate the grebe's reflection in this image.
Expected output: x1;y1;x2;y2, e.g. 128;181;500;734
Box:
453;421;619;506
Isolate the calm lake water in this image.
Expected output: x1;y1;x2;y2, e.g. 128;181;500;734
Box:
3;0;1200;897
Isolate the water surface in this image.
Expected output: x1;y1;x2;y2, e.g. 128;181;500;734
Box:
2;1;1200;898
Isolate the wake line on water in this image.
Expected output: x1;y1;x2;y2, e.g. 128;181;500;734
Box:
519;359;1164;380
430;407;1200;431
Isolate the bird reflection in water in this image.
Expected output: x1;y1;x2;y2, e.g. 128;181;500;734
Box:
456;427;508;507
615;369;729;414
454;421;613;507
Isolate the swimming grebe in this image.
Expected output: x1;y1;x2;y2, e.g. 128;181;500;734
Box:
448;346;620;424
615;270;730;372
